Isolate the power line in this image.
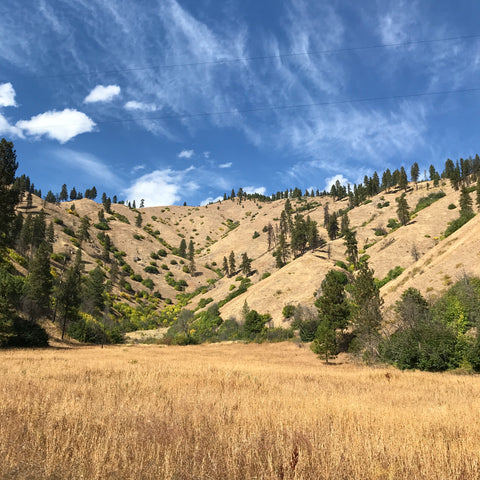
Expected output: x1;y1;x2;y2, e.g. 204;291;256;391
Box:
96;85;480;125
12;32;480;81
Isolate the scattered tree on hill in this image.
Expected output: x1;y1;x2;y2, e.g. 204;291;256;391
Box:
135;212;142;227
59;184;68;202
78;216;91;244
396;194;410;226
188;240;195;275
459;186;473;218
327;212;339;240
398;166;408;191
70;187;77;200
228;251;236;276
240;252;252;276
323;204;330;228
476;178;480;209
340;212;349;237
222;256;229;276
178;239;187;258
344;229;358;267
267;223;275;250
411;162;420;187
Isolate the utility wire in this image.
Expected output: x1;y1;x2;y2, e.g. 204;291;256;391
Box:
73;85;480;127
12;32;480;81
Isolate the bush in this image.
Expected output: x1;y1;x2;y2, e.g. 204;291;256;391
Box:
444;213;475;237
7;317;49;347
374;227;388;236
198;297;214;308
62;226;75;237
387;218;400;230
145;265;159;274
252;231;260;239
130;274;143;282
448;203;456;210
282;305;296;318
94;222;110;230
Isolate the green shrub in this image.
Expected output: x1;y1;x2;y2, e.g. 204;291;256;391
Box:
448;203;457;210
62;226;75;237
282;305;296;318
145;266;159;274
252;231;260;239
130;274;143;282
444;213;475;237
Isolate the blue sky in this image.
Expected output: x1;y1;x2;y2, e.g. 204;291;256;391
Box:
1;0;480;206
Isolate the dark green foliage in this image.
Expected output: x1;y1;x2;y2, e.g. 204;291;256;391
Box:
82;266;105;315
198;297;214;309
240;252;252;276
414;191;446;213
252;231;260;239
24;242;53;320
396;194;410;226
243;309;269;338
448;203;456;210
343;229;358;267
282;305;295;318
228;250;236;276
311;321;337;363
6;317;49;347
387;218;400;230
444;212;475;237
141;278;155;290
144;265;159;274
315;270;350;331
326;212;339;240
0;265;24;346
376;266;405;289
459;186;473;218
299;319;321;341
350;261;383;361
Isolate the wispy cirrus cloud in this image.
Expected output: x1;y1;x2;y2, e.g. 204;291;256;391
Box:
16;109;95;143
52;148;121;187
124;100;157;112
219;162;232;168
84;85;121;103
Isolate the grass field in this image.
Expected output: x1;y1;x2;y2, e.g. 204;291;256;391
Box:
1;342;480;479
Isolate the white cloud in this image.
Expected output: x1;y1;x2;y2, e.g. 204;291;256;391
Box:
324;174;349;191
200;195;223;206
16;109;95;143
219;162;232;168
203;151;210;159
123;168;199;207
52;148;121;186
243;186;266;195
0;83;17;107
0;113;23;137
178;149;194;159
131;164;146;174
84;84;121;103
124;100;157;112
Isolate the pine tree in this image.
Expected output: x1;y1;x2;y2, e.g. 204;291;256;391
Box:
188;240;195;275
398;166;408;191
78;216;91;244
70;187;77;200
411;162;420;186
228;251;236;276
306;216;320;250
24;241;53;320
315;269;350;331
240;252;252;276
344;229;358;267
323;204;330;228
135;212;142;227
476;178;480;210
222;256;229;276
178;239;187;258
54;250;82;339
31;210;47;252
327;212;339;240
59;184;68;201
340;212;350;236
45;190;56;203
267;223;275;250
351;261;383;361
83;266;105;316
459;186;473;218
311;320;338;364
26;191;33;210
0;138;20;252
396;194;410;226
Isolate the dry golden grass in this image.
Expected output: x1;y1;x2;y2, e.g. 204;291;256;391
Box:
2;343;480;479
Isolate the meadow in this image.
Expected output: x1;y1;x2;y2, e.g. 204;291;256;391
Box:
1;342;480;479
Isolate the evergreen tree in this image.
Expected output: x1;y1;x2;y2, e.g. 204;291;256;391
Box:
188;240;195;275
315;269;350;331
222;256;229;276
45;190;56;203
90;186;97;200
267;223;275;250
59;184;68;201
135;212;142;227
323;204;330;228
26;191;33;210
24;242;53;320
178;239;187;258
476;178;480;210
351;261;383;361
381;169;392;192
398;166;408;191
306;216;320;250
275;233;288;268
0;138;20;252
31;210;47;252
46;222;55;246
344;229;359;267
228;251;236;276
459;186;473;218
291;214;307;256
19;213;33;255
70;187;77;200
240;252;252;276
340;212;350;236
396;194;410;226
78;216;91;244
82;266;105;316
411;162;420;188
311;320;338;364
54;250;82;339
327;212;339;240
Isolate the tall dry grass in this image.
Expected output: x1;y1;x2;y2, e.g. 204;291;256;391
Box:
1;342;480;479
